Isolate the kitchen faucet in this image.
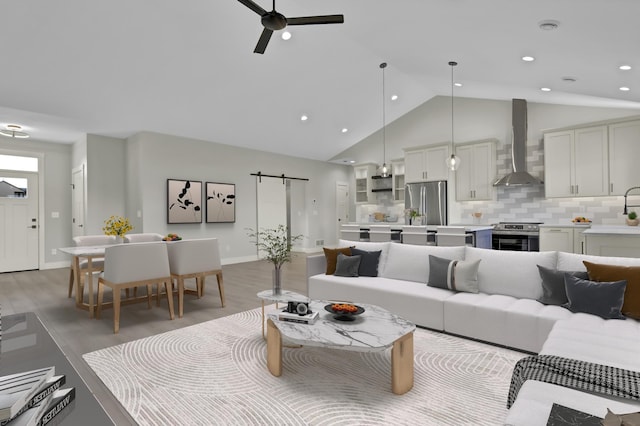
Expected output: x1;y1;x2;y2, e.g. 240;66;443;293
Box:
623;186;640;215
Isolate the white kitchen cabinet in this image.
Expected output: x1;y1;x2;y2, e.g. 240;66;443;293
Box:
539;226;588;254
404;144;449;183
353;163;377;204
455;140;495;201
391;159;405;203
543;126;608;198
608;120;640;195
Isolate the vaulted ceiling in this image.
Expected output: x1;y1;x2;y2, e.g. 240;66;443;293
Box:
1;0;638;160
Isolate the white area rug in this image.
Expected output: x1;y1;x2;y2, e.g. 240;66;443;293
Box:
84;307;526;425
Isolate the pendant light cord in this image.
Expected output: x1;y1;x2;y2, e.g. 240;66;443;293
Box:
449;61;456;152
380;62;387;166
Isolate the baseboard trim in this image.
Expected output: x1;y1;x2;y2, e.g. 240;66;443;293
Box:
221;255;259;265
41;260;71;270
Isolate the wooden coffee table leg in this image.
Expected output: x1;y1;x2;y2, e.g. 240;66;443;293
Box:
266;319;282;377
391;332;414;395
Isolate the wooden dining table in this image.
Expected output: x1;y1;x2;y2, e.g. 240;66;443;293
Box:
59;244;117;318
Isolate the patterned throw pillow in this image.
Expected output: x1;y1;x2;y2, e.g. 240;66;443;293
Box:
334;253;361;277
427;255;481;293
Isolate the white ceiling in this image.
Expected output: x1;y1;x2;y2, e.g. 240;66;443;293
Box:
1;0;639;161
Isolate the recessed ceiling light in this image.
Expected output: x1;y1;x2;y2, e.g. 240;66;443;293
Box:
522;56;535;62
454;82;463;87
619;65;632;71
538;20;560;31
391;94;398;101
300;114;308;121
540;87;551;92
620;86;631;91
341;128;348;133
281;31;291;41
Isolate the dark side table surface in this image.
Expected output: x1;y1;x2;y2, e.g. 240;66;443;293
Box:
1;312;114;425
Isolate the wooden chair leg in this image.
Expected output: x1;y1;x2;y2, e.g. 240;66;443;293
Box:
177;277;185;318
164;281;175;320
216;272;225;307
96;281;104;319
146;284;152;309
156;283;162;306
113;286;121;334
199;276;205;298
68;267;75;298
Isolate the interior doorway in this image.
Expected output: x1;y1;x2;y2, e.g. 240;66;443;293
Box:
71;166;85;237
0;170;39;272
335;181;349;241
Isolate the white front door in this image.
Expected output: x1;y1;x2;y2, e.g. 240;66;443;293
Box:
0;171;39;272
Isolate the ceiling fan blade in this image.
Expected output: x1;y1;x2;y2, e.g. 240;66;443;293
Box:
237;0;267;16
254;28;273;54
287;15;344;26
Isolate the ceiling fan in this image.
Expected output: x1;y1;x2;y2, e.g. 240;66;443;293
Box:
237;0;344;54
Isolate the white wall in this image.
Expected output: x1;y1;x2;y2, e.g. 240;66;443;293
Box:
129;131;350;263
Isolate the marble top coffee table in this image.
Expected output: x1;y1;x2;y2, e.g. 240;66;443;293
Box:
266;300;416;395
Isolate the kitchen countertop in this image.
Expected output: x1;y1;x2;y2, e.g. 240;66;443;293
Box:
356;224;493;232
583;225;640;235
539;223;593;228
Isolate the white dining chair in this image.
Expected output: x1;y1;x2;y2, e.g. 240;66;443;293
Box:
401;225;433;245
124;233;164;243
435;226;473;247
97;242;174;333
68;235;117;298
369;224;392;242
167;238;224;318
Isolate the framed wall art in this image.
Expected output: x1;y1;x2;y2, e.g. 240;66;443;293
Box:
206;182;236;223
167;179;202;224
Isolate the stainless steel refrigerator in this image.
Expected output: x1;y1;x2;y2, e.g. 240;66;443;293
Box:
405;181;448;225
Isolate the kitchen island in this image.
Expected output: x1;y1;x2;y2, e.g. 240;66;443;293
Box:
583;225;640;258
354;224;493;248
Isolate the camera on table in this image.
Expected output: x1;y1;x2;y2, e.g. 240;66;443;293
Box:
286;301;311;316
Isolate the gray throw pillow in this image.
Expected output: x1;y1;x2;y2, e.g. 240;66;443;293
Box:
334;253;361;277
536;265;589;306
350;248;382;277
563;274;627;320
427;255;480;293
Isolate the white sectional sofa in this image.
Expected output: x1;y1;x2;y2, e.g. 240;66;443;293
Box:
306;240;640;423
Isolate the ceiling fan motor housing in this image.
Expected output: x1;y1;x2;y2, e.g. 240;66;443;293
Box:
262;12;287;30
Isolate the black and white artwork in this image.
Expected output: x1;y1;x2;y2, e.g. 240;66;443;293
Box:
206;182;235;223
167;179;202;224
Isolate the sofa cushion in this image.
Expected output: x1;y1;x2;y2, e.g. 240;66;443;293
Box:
583;261;640;320
536;265;589;306
350;248;381;277
323;246;353;275
339;240;390;275
334;253;361;277
381;243;464;283
464;247;557;299
427;255;480;293
557;251;640;271
563;275;626;320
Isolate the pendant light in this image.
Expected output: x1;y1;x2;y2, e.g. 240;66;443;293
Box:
446;61;460;171
379;62;389;177
0;124;29;139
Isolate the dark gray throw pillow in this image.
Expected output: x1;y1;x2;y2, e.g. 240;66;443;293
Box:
536;265;589;306
334;253;361;277
350;248;382;277
563;274;627;320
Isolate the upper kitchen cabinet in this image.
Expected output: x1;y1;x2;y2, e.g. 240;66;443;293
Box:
404;144;449;183
608;120;640;195
544;126;609;198
353;163;377;204
391;159;405;203
455;140;496;201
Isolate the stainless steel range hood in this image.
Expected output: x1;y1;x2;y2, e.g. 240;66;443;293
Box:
493;99;543;186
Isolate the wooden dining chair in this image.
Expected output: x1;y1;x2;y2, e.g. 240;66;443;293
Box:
97;242;174;333
167;238;224;318
68;235;117;298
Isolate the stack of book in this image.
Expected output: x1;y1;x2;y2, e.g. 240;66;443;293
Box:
0;367;75;426
278;309;319;324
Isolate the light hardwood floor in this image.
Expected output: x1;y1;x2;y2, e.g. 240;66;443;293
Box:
0;254;311;425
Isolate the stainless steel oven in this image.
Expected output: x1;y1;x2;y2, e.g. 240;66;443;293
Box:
492;222;541;251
